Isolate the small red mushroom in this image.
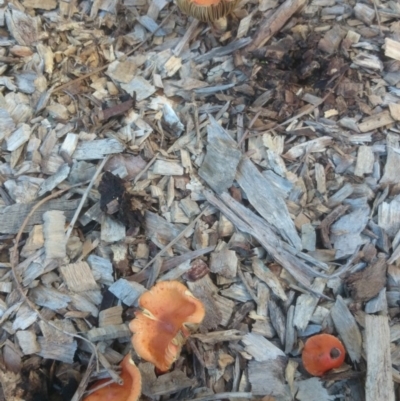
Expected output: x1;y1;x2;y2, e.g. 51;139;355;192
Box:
302;333;346;376
83;354;142;401
130;280;205;372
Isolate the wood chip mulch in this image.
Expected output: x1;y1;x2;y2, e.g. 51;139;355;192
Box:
1;0;400;400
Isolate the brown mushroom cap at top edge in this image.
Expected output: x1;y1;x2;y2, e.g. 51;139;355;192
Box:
176;0;240;22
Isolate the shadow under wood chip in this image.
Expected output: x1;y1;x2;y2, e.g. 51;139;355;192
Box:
345;254;387;301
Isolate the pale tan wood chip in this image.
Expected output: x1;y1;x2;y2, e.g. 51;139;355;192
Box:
365;314;395;401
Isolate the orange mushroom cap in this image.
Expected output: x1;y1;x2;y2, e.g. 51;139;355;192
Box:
176;0;239;22
130;280;205;372
302;333;346;376
83;354;142;401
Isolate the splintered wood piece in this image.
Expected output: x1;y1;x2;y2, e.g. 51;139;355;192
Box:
378;197;400;238
86;324;131;342
210;249;238;278
385;38;400;62
191;329;243;344
242;332;285;361
0;369;23;401
87;255;114;286
37;337;77;364
204;190;321;291
237;157;301;250
30;285;71;310
331;295;362;362
268;299;286;346
248;359;289;398
5;9;39;46
101;215;126;243
380;134;400;186
358;111;394;132
389;103;400;121
15;330;40;355
365;315;395;401
354;3;375;24
153;160;184;176
99;306;123;327
59;261;98;293
12;304;38;331
246;0;307;51
147;370;196;397
0;199;80;234
121;75;156;100
285;305;296;354
38;164;70;196
39;320;76;342
252;258;287;301
187;275;234;328
354;146;374;177
318;25;346;54
43;210;66;259
198;116;241;194
108;279;146;306
293;277;326;331
283;136;332;159
73;138;125;160
145;211;190;253
330;198;370;258
5;123;31;151
352;53;384;71
295;378;334;401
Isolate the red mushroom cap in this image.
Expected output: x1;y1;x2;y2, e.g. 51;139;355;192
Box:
83;354;142;401
130;280;205;372
302;333;346;376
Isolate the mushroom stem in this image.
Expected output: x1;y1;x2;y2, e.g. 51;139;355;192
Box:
212;16;227;33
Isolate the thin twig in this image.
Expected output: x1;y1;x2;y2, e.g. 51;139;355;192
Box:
10;181;99;361
65;156;109;240
371;0;383;36
71;352;96;401
131;206;210;277
133;152;159;185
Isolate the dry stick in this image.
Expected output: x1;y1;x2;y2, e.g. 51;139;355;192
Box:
133;152;159;185
237;265;259;305
372;0;383;36
10;181;99;361
237;109;261;146
71;352;96;401
246;0;307;51
246;70;347;140
185;392;253;401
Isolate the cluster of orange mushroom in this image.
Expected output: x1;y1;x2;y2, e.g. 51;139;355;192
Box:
83;280;205;401
83;281;347;400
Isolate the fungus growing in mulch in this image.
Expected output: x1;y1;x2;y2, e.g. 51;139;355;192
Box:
130;280;205;372
175;0;239;32
302;333;346;376
83;354;142;401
